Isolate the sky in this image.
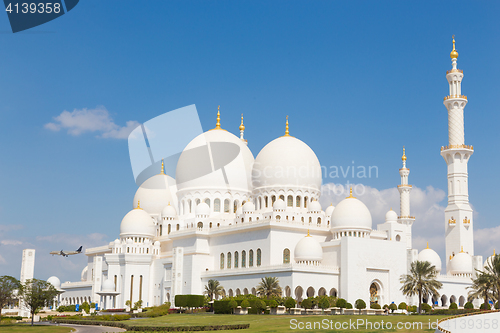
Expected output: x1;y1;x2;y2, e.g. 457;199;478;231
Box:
0;1;499;282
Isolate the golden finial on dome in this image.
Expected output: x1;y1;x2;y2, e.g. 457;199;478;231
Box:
214;105;221;130
346;186;356;199
239;114;245;131
402;146;407;162
136;200;141;209
160;159;165;175
494;249;496;256
307;229;310;237
460;246;464;253
450;35;459;59
284;115;290;137
426;241;429;249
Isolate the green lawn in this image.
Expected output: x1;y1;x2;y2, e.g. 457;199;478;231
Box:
0;324;73;333
127;313;448;332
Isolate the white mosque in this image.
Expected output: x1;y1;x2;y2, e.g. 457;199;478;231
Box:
50;39;490;310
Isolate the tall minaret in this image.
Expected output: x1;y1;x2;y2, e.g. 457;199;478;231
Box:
398;147;415;249
441;36;474;273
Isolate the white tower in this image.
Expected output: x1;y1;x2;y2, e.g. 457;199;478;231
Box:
20;249;35;283
398;147;415;249
441;37;474;273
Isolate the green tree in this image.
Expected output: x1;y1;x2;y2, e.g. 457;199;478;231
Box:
228;299;237;311
389;303;397;313
346;302;353;309
134;300;143;310
468;271;495;306
240;300;250;308
370;303;381;309
80;301;90;314
336;298;347;309
449;302;458;309
0;276;20;320
301;298;313;309
284;297;296;310
480;254;500;304
464;301;474;309
268;300;278;308
400;260;443;313
204;279;224;301
318;297;330;310
355;299;366;314
421;303;432;313
20;279;59;326
256;276;282;299
398;302;407;311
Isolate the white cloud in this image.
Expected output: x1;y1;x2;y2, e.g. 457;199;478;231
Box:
1;240;22;246
45;106;140;139
474;226;500;259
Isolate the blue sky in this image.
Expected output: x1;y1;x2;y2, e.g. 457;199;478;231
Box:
0;1;499;281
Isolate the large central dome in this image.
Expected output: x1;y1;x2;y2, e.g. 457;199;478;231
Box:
252;136;322;192
176;128;254;194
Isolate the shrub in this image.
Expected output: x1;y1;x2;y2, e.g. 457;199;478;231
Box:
495;302;499;309
301;298;313;309
80;302;90;314
480;302;490;310
336;298;347;309
268;300;278;308
398;302;407;310
346;303;353;309
409;305;417;313
137;303;171;318
383;304;389;309
248;299;266;314
284;297;296;310
174;295;205;308
355;299;366;311
464;302;474;310
228;300;238;310
449;302;458;309
421;303;432;313
214;300;232;314
318;297;330;310
240;300;250;308
389;303;397;313
370;303;381;309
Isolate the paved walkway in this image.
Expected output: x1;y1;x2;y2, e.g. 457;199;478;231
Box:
436;310;500;333
44;322;126;333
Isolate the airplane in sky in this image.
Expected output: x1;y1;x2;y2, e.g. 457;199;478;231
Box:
50;246;83;257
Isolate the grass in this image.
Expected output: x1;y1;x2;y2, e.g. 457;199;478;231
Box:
0;323;73;333
125;313;449;332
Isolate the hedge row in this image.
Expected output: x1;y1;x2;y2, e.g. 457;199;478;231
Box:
52;319;249;331
174;295;205;308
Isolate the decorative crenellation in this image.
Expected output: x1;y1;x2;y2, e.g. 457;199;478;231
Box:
441;144;473;151
444;95;467;101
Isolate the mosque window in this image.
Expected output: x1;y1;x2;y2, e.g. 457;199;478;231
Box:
188;199;192;213
279;195;285;201
205;198;210;207
249;217;252;222
160;225;162;236
283;248;290;264
224;199;230;213
197;222;203;229
317;217;321;225
234;251;239;268
301;217;304;222
242;250;246;267
220;253;224;269
304;197;308;208
309;217;312;223
196;199;200;205
265;196;268;207
176;224;180;230
217;223;220;227
296;196;301;207
227;252;231;268
249;250;254;267
396;235;401;242
259;197;262;209
271;196;276;205
234;200;239;213
209;222;212;228
168;224;171;234
287;195;293;206
349;231;352;236
276;215;281;221
214;199;221;212
257;249;262;266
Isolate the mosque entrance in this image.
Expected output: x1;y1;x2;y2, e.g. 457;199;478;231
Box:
369;283;379;305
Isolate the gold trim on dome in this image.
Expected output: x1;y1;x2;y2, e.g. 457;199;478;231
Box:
450;35;458;59
346;187;356;199
239;114;245;131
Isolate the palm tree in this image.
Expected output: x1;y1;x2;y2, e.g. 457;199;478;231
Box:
400;260;442;313
467;272;495;306
483;254;500;304
204;279;223;301
257;276;282;299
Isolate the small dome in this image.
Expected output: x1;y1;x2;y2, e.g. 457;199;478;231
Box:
154;240;160;247
273;199;286;211
47;276;61;289
102;279;114;292
252;136;322;192
325;204;335;217
308;201;322;213
161;204;177;218
385;209;398;222
330;194;372;231
294;233;323;262
483;250;496;269
195;202;210;216
133;174;176;216
418;245;442;273
450;250;472;275
242;201;255;213
81;266;88;282
120;207;155;237
114;239;120;245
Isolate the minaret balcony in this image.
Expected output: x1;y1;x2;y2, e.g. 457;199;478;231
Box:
441;144;473;151
397;184;412;188
444;95;467;101
446;69;463;74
